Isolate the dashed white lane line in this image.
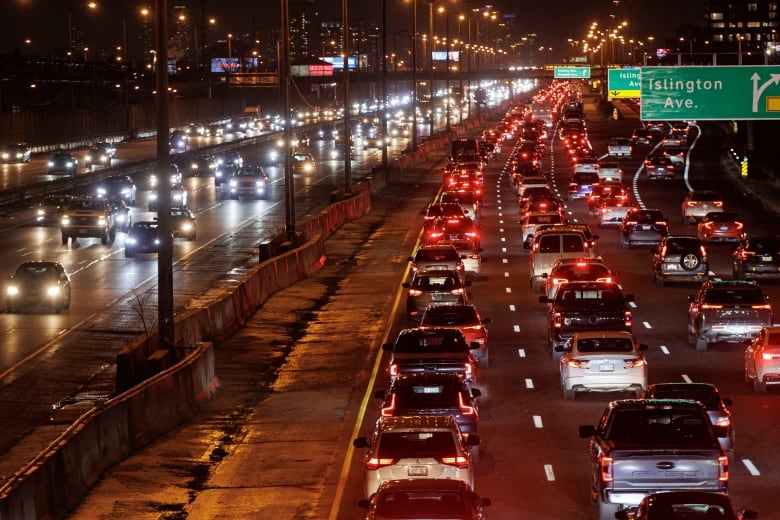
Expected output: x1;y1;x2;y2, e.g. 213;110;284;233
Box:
660;345;671;355
502;247;507;253
501;237;506;242
628;301;637;308
682;374;693;383
742;459;761;476
517;348;526;357
513;325;521;332
525;379;534;389
505;287;512;293
499;228;504;233
504;272;510;277
509;304;516;311
502;258;508;264
544;464;556;481
533;415;543;428
643;321;652;329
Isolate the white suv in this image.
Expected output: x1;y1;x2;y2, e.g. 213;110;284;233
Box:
353;415;479;498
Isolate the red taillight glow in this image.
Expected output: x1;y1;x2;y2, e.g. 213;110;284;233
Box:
439;455;470;468
718;455;729;482
623;357;645;368
366;457;397;469
408;289;423;296
624;311;632;328
450;288;465;295
380;394;396;416
701;304;723;310
458;393;476;416
553;312;562;328
600;455;614;482
389;364;399;376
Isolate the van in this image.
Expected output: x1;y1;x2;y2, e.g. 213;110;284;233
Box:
529;227;596;292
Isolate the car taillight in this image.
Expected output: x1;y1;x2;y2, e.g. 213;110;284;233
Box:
701;304;723;310
761;351;780;360
715;417;731;428
600;455;614;482
458;393;476;416
552;277;568;286
752;304;772;310
389;363;399;377
713;201;724;207
366;457;397;469
567;359;588;369
439;455;470;468
623;357;645;368
380;394;396;417
553;312;562;328
686;201;697;207
718;455;729;482
624;311;632;328
450;287;465;295
739;251;755;260
408;288;423;296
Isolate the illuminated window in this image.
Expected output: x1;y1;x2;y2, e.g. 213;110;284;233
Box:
748;3;758;12
710;12;723;20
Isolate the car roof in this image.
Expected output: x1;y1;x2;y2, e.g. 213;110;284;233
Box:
375;478;473;493
375;415;460;433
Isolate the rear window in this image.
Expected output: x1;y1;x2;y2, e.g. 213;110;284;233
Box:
666;238;701;253
704;287;765;305
573;172;600;183
422;306;479;326
750;238;780;253
375;490;467;517
538;235;561;253
393;383;462;410
576;337;634;353
394;332;469;353
562;234;586;252
556;264;610;280
558;288;622;308
605;410;715;446
691;192;721;202
647;387;721;409
377;431;457;459
416;248;458;262
528;214;563;225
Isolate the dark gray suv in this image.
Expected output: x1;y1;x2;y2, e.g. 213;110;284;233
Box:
651;235;709;286
403;270;470;326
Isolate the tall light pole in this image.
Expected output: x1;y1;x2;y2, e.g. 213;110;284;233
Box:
342;0;352;192
439;6;450;133
425;0;436;138
280;0;296;238
411;0;418;150
153;0;174;348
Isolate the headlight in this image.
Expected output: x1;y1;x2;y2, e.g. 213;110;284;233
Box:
181;222;193;232
98;217;106;226
229;179;238;187
149;193;158;201
116;214;126;223
61;216;70;225
48;161;55;167
37;209;45;217
97;188;107;196
255;181;265;187
7;285;19;296
303;164;313;172
121;188;131;195
47;286;61;297
126;237;137;245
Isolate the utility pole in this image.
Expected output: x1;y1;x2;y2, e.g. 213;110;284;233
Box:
342;0;352;192
281;0;295;239
411;0;418;151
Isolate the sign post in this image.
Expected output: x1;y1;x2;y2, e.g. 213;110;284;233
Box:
640;66;780;120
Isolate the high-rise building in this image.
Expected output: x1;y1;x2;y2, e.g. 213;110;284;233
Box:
704;0;778;56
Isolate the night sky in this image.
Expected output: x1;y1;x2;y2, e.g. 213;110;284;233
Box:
1;0;705;61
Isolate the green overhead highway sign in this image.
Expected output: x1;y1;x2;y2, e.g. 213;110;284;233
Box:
640;65;780;120
554;66;590;79
607;68;640;99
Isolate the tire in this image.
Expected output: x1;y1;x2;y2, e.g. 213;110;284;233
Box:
754;377;767;392
61;233;68;246
64;290;71;310
101;232;108;245
681;252;700;271
599;501;620;520
696;334;708;351
654;273;665;287
479;352;489;369
688;327;697;346
109;228;116;243
620;237;630;249
125;248;135;258
744;367;752;384
563;386;575;400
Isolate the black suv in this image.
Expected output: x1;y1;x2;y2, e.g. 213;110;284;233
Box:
539;281;634;358
403;270;470;325
382;327;478;384
732;235;780;280
651;235;709;286
373;372;482;436
620;208;669;249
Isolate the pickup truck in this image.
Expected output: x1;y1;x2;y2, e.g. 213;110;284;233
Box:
579;399;730;520
60;196;116;245
607;137;632;157
687;279;773;351
382;327;478;385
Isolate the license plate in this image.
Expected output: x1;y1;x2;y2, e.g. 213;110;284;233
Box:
408;465;428;476
719;226;729;231
666;263;679;270
762;255;773;261
702;204;709;209
640;224;651;230
600;364;614;372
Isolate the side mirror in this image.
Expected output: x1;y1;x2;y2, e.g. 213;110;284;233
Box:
382;343;393;352
723;397;733;406
465;433;481;446
624;294;635;302
373;389;385;399
470;388;482;398
538;295;550;304
353;437;370;449
406;256;413;262
638;344;649;351
578;425;596;438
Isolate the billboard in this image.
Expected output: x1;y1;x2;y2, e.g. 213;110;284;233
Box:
321;56;358;70
210;57;258;73
432;51;460;62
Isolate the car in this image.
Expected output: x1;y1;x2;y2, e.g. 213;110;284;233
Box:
518;186;556;211
60;196;116;245
573;157;600;176
382;327;478;385
543;257;615;301
529;226;598;292
373;372;482;437
124;221;161;258
170;208;196;240
439;190;481;221
168;130;188;153
558;331;648;400
424;216;480;248
644;154;676;180
732;235;780;280
47;151;79;175
107;200;133;233
403;270;470;326
521;211;566;249
651;235;710;286
148;183;188;211
698;211;744;243
5;261;71;313
539;281;635;358
568;169;601;202
422;202;466;228
607;137;632;157
408;243;464;274
419;304;490;367
212;150;244;185
744;325;780;392
642;382;735;457
620;208;669;249
620;491;757;520
84;145;112;169
587;182;628;215
1;143;31;163
442;239;482;281
515;175;549;197
291;152;316;174
661;143;686;170
94;141;116;158
149;164;183;189
596;160;623;183
225;167;269;200
352;415;479;499
520;196;562;219
36;195;72;226
630;128;653;145
188;154;218;177
683;191;724;224
356;479;491;520
95;175;137;206
597;195;632;228
687;280;773;351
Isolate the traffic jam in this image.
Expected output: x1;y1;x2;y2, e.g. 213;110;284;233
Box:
351;80;777;519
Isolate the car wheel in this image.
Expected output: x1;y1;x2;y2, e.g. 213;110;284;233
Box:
469;444;480;464
563;386;576;400
479;352;489;369
620;237;630;249
744;366;752;384
754;376;767;392
101;232;108;245
109;228;116;243
125;248;135;258
654;273;664;287
61;233;68;246
681;252;700;271
64;289;71;310
695;334;708;351
687;327;697;346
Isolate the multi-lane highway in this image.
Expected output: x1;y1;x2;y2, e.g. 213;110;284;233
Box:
68;90;780;519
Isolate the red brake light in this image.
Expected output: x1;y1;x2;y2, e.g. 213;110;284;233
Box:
701;304;723;310
600;455;614;482
458;393;476;416
389;363;399;376
553;312;562;328
380;394;396;417
366;457;397;470
408;288;423;296
439;455;470;468
450;287;465;295
624;311;632;328
718;455;729;482
623;357;645;368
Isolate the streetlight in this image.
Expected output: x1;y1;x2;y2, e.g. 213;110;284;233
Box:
424;0;437;138
438;5;450;133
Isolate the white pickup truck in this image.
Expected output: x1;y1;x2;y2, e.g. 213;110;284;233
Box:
607;137;632;158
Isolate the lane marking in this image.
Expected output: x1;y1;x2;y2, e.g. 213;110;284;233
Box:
533;415;543;428
502;258;508;264
660;345;670;355
513;325;521;332
525;379;534;389
518;348;526;357
682;374;693;383
643;321;652;329
505;287;512;293
504;272;510;277
742;459;761;476
544;464;556;481
509;304;516;311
